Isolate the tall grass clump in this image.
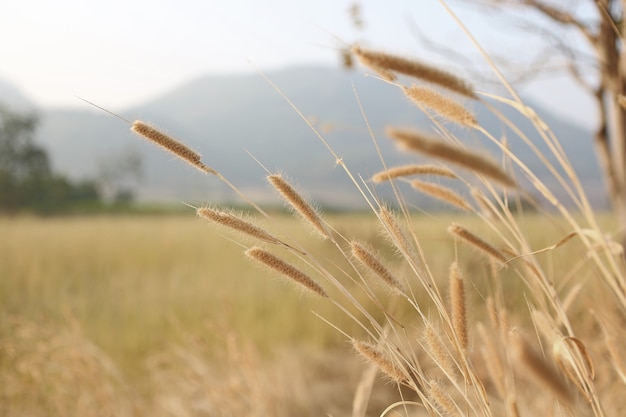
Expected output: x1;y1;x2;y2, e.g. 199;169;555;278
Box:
113;35;626;414
7;4;626;417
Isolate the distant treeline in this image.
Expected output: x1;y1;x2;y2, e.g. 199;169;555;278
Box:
0;107;102;214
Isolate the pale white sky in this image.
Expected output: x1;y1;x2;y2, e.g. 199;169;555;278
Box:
0;0;597;128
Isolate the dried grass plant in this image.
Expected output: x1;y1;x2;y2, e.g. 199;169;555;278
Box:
9;3;626;417
119;36;626;413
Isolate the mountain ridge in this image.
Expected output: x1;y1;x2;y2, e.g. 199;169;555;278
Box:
0;66;606;208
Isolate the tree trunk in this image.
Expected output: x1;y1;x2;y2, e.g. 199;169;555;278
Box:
598;0;626;240
594;89;619;207
610;96;626;239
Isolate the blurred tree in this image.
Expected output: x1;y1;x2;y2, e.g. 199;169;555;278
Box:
0;108;50;212
0;107;101;214
465;0;626;234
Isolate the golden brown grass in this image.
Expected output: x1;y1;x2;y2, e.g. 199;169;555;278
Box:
350;240;405;293
352;340;407;383
0;214;411;416
511;330;574;404
267;174;329;239
131;121;216;174
352;44;476;98
411;179;473;212
197;206;284;245
424;323;456;378
4;20;626;417
404;85;478;127
169;43;624;415
447;222;509;264
387;127;517;188
448;261;467;352
372;164;458;183
1;207;622;416
246;247;329;297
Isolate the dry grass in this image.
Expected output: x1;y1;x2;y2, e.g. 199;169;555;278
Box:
131;121;216;174
352;44;476;98
0;214;409;416
3;16;626;417
371;164;458;183
0;207;622;416
387;127;517;188
0;215;367;361
403;85;478;127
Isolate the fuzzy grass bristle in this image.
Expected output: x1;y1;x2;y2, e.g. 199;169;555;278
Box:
197;207;282;245
448;223;508;264
428;380;460;416
245;247;328;298
350;241;405;293
378;206;416;258
425;323;456;377
449;262;467;351
372;164;458;183
352;340;406;382
267;174;328;239
351;45;476;98
411;180;473;212
130;120;216;174
404;85;477;127
387;127;517;188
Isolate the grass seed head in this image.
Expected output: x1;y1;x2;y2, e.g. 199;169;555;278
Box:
131;120;216;174
448;223;508;264
197;207;281;245
245;247;328;298
378;206;416;258
352;340;406;382
428;380;460;416
387;127;517;188
424;323;456;377
449;262;467;351
351;240;405;293
404;85;478;128
411;180;473;212
352;45;476;98
372;164;458;183
267;174;328;239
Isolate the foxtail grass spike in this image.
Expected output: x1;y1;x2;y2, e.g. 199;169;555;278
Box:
352;45;476;98
131;120;216;174
268;174;328;239
246;247;328;298
404;85;477;127
387;128;516;188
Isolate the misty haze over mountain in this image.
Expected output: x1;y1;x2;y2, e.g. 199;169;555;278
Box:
0;66;606;209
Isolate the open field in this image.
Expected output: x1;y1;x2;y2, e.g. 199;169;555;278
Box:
0;213;383;416
0;212;622;416
1;46;625;412
0;213;455;365
6;2;626;415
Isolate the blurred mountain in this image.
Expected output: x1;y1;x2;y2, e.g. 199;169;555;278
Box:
5;66;607;209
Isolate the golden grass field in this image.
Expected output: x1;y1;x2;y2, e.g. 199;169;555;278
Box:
1;211;621;416
3;33;626;417
0;214;369;416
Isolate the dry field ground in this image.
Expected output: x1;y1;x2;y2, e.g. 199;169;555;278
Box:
2;40;626;417
0;212;622;416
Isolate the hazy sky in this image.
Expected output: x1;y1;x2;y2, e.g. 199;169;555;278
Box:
1;0;596;127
